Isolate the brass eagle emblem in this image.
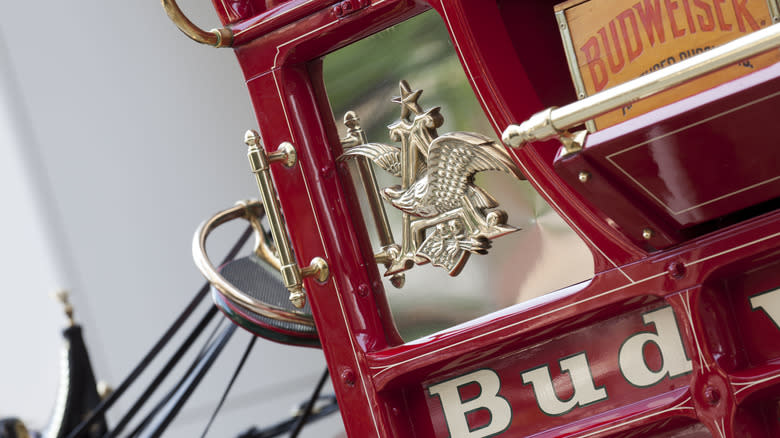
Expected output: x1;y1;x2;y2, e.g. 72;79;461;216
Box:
339;81;523;277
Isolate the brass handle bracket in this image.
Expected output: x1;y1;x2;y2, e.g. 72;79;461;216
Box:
340;111;406;289
161;0;233;47
245;130;329;308
501;109;587;157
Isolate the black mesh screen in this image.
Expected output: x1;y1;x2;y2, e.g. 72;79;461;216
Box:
216;255;317;337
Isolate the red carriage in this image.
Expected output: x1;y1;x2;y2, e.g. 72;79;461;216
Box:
9;0;780;437
169;0;780;436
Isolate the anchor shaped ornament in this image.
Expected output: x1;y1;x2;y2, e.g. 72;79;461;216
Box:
339;80;524;277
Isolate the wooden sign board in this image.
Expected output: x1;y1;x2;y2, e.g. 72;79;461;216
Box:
555;0;780;130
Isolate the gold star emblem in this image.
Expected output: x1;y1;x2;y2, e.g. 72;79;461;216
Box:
391;80;423;121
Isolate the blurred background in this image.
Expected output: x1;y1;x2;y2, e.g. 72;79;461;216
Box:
0;2;592;437
0;2;341;436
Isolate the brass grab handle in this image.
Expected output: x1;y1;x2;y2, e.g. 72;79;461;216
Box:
193;200;315;327
161;0;232;47
244;130;329;309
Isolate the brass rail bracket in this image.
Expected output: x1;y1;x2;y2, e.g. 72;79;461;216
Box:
501;108;587;157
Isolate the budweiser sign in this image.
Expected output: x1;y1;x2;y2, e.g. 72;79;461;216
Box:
555;0;780;129
424;287;780;437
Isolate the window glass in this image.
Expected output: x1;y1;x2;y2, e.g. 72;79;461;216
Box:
323;10;594;340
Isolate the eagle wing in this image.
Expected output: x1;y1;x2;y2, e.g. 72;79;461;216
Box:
338;143;403;177
338;142;427;179
426;133;522;213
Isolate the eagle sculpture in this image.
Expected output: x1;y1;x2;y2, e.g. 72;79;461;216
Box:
338;80;523;275
342;132;521;219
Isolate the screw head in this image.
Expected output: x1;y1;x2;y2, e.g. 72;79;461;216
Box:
667;261;686;279
703;386;720;405
341;369;356;387
642;228;654;240
578;171;591;183
276;141;297;168
332;4;343;16
357;284;370;297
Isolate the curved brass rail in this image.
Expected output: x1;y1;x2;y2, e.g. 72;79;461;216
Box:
193;200;315;327
161;0;233;47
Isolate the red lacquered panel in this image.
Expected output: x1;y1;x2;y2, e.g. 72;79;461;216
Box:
555;62;780;250
702;251;780;373
419;300;695;437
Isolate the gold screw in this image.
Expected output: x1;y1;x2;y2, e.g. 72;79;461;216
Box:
578;171;591;183
642;228;654;240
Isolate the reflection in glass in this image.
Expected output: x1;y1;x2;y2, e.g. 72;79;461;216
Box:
323;10;594;340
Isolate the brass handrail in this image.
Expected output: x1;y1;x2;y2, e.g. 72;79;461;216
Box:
502;23;780;148
161;0;232;47
244;130;329;309
192;200;315;327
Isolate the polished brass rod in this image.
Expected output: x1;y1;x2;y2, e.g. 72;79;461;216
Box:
161;0;232;47
341;111;396;247
503;22;780;147
245;133;307;308
357;160;395;246
248;147;297;270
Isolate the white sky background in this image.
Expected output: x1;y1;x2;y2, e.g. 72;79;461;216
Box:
0;3;342;436
0;35;65;424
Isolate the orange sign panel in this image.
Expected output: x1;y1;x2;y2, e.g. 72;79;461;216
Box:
556;0;780;130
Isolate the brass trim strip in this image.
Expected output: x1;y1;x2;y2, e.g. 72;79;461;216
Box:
192;201;315;327
161;0;233;47
769;0;780;24
554;10;596;133
555;11;586;101
503;22;780;148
